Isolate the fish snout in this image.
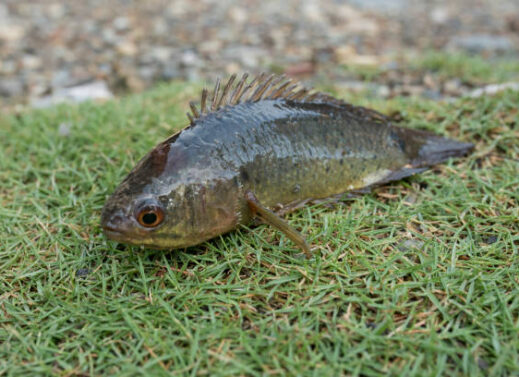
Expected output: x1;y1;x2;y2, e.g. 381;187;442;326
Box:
101;207;130;234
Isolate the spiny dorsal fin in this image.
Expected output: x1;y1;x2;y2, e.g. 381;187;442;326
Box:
187;73;388;125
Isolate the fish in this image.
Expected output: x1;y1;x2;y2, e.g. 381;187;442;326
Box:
101;73;473;254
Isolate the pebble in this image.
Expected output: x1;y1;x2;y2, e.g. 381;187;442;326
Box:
0;3;9;19
22;54;42;70
113;17;130;31
117;41;138;56
0;23;25;42
31;80;113;108
397;239;425;252
430;7;450;24
467;82;519;98
0;79;24;98
180;50;201;67
75;268;90;278
348;0;410;15
151;46;175;63
58;122;72;137
484;235;498;245
0;0;517;107
447;34;515;54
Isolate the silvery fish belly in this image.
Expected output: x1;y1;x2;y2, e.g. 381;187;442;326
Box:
101;73;473;253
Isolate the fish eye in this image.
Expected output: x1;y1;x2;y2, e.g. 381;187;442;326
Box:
135;202;164;228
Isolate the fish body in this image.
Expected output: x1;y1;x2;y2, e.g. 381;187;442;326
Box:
101;74;473;250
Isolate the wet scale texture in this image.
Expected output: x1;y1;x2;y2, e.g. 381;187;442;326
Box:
101;74;473;250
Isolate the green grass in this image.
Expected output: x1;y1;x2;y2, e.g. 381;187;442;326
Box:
1;55;518;376
412;51;519;84
338;50;519;85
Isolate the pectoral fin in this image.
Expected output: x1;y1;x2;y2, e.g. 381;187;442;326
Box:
245;191;311;257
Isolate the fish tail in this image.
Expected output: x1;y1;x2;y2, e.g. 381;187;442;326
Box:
392;127;474;167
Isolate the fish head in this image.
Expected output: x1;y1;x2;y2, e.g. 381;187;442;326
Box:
101;189;171;249
101;139;242;249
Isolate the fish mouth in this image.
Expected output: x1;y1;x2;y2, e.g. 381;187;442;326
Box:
102;227;168;250
102;226;131;242
102;225;157;247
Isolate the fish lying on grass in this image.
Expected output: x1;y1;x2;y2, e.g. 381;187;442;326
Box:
101;73;473;255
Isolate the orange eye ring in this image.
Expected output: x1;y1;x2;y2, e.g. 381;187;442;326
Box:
136;206;164;228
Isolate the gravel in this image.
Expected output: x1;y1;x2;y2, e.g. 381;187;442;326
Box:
0;0;518;106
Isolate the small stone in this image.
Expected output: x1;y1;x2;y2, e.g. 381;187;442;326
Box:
47;3;66;19
0;79;24;98
0;4;9;20
346;17;380;35
430;7;450;24
113;17;130;31
381;61;400;71
64;81;113;102
468;82;519;98
443;79;462;95
161;62;181;80
75;268;90;278
117;41;138;56
138;65;158;81
422;89;442;100
228;7;248;23
22;54;42;70
484;235;498;244
29;84;49;98
448;34;515;54
167;1;188;17
376;85;390;98
58;122;71;137
102;28;119;45
423;74;437;89
0;59;17;75
224;46;265;69
302;2;324;22
51;70;72;89
404;193;418;205
31;80;113;108
225;62;241;74
401;85;424;96
397;239;424;252
0;23;25;42
199;40;223;55
184;69;199;82
153;19;168;35
314;47;335;64
348;0;409;16
180;50;201;67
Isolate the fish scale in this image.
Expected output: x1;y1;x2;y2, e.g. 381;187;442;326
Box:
101;73;473;252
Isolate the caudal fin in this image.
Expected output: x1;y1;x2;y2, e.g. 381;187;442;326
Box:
392;126;474;167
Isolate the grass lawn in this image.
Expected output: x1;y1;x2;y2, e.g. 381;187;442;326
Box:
1;54;518;376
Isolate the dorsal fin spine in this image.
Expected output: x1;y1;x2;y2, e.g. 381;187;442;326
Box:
217;73;236;109
262;75;288;99
269;79;293;99
211;78;221;111
187;112;194;125
240;73;265;103
275;83;298;100
230;73;249;105
189;102;199;118
250;74;276;102
185;72;376;125
200;89;208;114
